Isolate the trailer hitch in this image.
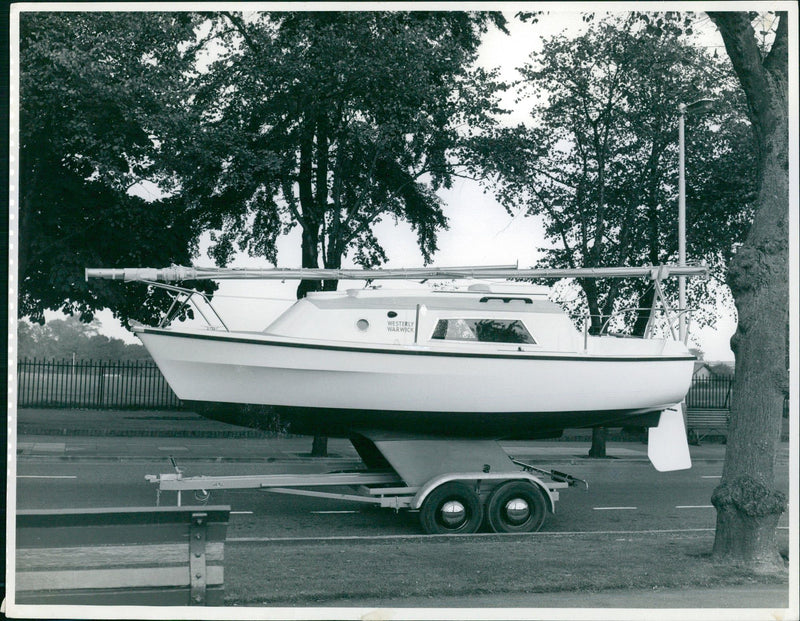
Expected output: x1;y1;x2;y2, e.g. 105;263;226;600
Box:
511;458;589;490
146;455;210;506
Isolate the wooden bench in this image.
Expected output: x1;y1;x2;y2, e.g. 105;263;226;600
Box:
686;409;730;444
15;505;230;606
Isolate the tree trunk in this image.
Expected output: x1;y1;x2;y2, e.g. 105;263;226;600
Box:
296;209;328;458
299;221;327;458
588;426;607;458
579;278;604;335
311;434;328;458
296;115;331;458
296;116;322;300
296;225;322;299
707;11;788;570
579;281;608;458
631;286;656;337
710;129;788;568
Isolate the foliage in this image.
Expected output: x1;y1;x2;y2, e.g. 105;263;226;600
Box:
160;11;507;296
470;14;756;335
19;11;507;323
17;316;150;360
18;12;214;325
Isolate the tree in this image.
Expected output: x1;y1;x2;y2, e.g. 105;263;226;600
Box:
469;15;756;457
19;11;507;316
18;12;212;325
475;16;754;335
159;11;506;454
18;316;150;360
162;11;506;293
17;10;507;456
705;11;789;570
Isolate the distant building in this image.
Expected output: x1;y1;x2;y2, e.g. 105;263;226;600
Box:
693;361;735;379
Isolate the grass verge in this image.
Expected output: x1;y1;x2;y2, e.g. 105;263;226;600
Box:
223;530;789;606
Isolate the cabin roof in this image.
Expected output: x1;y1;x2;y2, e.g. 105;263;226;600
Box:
304;288;563;314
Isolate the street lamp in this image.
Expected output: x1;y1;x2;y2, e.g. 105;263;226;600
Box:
678;98;714;343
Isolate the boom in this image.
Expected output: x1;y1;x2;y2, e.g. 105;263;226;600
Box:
85;263;709;283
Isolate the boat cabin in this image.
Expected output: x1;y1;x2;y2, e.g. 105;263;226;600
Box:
264;284;583;352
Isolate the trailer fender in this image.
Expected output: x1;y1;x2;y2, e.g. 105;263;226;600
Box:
412;472;557;513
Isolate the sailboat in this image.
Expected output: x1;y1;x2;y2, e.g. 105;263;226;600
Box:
87;264;705;440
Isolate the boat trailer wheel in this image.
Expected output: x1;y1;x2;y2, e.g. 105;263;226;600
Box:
486;481;547;533
420;482;483;535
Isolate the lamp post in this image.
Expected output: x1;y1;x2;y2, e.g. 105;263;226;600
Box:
678;98;714;342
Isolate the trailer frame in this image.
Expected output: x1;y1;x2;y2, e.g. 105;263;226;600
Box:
145;448;586;535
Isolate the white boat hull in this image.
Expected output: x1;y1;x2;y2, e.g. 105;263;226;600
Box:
137;327;694;438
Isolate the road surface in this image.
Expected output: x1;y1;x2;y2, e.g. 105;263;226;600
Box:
13;429;791;540
9;409;793;611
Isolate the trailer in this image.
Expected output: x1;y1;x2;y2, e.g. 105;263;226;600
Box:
146;433;587;535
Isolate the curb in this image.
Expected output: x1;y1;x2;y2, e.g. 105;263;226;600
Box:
16;425;274;439
13;453;727;465
14;454;364;464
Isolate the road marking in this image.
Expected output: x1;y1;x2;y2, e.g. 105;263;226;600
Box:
701;475;721;479
593;506;637;511
18;443;66;453
230;511;253;515
17;475;77;479
310;510;359;514
157;446;188;451
676;505;714;509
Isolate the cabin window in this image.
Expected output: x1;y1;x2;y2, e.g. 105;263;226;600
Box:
430;319;536;344
356;319;370;331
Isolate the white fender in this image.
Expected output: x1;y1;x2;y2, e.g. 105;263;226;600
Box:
648;404;692;471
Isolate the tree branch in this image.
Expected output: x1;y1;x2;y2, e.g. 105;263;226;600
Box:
762;12;788;82
532;188;576;269
707;12;774;132
221;11;261;54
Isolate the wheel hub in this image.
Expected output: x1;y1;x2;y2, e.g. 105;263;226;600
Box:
440;500;466;527
504;498;530;525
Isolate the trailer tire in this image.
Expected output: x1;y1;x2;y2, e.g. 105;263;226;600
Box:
486;481;547;533
419;482;483;535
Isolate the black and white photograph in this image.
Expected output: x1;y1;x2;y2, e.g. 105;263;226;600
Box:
5;2;798;619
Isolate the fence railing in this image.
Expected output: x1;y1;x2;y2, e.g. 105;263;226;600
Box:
16;359;183;410
685;376;733;410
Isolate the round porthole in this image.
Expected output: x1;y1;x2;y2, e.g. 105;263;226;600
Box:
356;319;370;331
387;311;398;318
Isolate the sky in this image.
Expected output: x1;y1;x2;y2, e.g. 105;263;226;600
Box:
46;7;737;360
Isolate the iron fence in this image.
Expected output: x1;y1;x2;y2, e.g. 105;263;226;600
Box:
16;358;183;410
686;376;733;410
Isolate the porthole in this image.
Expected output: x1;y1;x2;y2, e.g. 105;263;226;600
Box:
356;319;370;331
387;311;398;318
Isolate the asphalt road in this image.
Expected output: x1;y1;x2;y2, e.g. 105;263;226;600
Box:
9;409;793;611
12;427;791;539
